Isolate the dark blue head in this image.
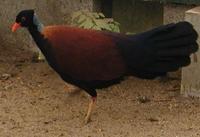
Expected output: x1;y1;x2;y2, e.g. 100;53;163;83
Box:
12;9;35;32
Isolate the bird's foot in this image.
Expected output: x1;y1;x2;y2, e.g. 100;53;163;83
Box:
84;97;96;124
84;116;91;124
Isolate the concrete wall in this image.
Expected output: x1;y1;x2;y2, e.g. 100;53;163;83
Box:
0;0;94;51
112;0;163;33
164;3;195;24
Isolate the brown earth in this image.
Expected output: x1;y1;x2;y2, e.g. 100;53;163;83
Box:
0;44;200;137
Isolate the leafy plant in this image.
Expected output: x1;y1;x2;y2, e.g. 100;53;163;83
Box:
126;32;135;35
70;10;120;32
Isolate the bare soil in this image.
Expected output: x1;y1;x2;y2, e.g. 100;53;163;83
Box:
0;46;200;137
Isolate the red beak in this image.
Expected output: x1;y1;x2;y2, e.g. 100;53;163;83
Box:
11;23;21;32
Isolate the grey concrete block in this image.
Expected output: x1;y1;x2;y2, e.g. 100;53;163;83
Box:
181;6;200;97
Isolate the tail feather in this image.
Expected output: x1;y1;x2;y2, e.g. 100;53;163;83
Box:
157;43;198;57
150;22;197;42
116;21;198;79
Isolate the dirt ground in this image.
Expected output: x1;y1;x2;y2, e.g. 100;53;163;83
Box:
0;45;200;137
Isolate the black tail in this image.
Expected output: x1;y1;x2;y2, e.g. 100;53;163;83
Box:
116;22;198;79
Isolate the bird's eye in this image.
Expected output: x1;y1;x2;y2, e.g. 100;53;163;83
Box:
21;17;26;22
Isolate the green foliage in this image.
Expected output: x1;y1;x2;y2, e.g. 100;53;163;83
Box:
70;11;120;32
126;32;135;35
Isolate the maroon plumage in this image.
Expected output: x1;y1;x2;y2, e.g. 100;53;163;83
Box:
43;26;126;81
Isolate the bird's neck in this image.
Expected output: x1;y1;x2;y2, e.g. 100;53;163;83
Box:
33;14;44;33
27;19;58;71
27;14;45;51
28;24;46;54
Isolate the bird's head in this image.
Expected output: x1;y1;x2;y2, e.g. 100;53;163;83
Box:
12;9;35;32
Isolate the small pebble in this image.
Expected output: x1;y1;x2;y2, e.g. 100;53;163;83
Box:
0;73;12;80
137;96;150;103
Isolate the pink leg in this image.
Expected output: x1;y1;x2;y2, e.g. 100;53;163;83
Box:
84;97;96;124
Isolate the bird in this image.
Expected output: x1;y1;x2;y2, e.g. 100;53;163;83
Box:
12;9;198;123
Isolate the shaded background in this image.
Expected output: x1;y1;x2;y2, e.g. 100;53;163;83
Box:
0;0;195;57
